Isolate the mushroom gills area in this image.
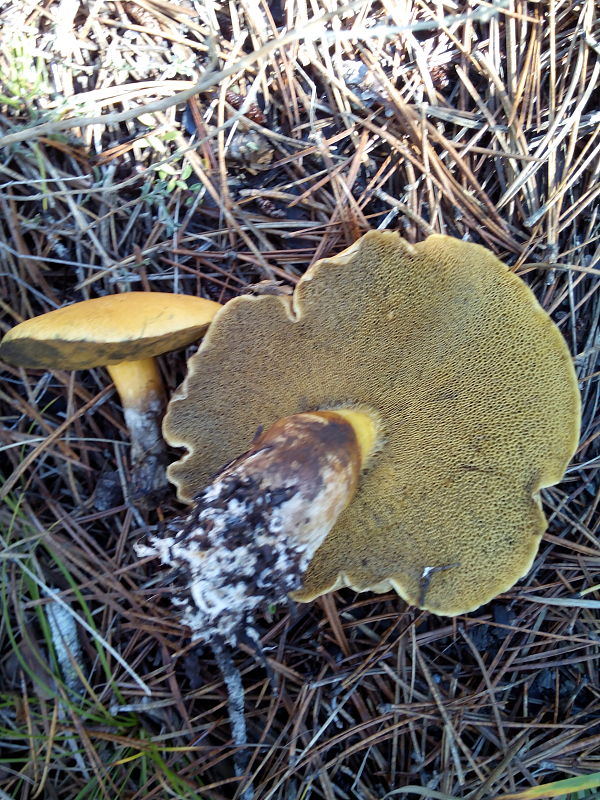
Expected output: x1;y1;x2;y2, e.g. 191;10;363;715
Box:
136;409;378;645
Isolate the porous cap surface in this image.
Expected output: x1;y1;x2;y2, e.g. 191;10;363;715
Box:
164;231;581;615
0;292;221;369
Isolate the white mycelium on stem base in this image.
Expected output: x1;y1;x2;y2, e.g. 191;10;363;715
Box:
136;408;379;648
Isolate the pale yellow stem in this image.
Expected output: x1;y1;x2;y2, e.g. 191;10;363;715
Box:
106;358;167;500
328;407;380;468
106;358;164;411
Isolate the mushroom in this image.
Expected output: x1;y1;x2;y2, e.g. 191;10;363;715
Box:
0;292;221;500
145;231;580;631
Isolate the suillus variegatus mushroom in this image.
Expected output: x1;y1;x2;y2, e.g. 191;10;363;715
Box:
140;231;580;644
0;291;221;500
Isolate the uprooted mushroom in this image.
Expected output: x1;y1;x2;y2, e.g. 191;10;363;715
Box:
138;230;580;644
0;292;221;500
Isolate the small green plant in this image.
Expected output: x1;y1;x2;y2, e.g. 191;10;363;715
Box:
0;32;49;108
154;160;194;193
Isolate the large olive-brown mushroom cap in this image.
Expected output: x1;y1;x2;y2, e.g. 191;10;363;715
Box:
0;292;221;369
164;231;580;615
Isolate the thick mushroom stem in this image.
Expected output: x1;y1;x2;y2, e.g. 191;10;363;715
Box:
136;408;379;795
136;407;380;646
106;359;167;499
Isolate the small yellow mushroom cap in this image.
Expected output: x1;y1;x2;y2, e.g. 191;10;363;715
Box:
163;231;581;616
0;292;221;370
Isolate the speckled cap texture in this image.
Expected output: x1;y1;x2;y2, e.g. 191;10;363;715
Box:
163;231;581;615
